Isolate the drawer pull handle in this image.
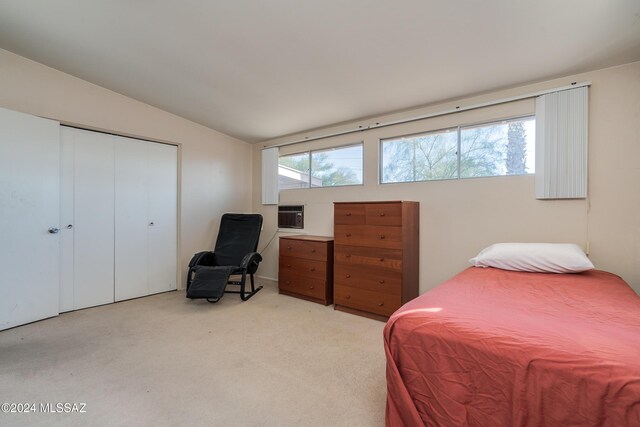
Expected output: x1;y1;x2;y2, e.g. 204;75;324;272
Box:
346;233;352;237
309;286;314;290
379;258;385;262
286;264;291;268
378;302;384;307
346;295;351;299
311;249;316;253
379;280;385;284
346;274;351;278
378;234;386;239
286;281;290;285
310;268;316;272
345;254;351;258
287;246;292;250
379;212;385;216
346;212;352;216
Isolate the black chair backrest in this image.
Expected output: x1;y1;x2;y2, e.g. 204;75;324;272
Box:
213;213;263;267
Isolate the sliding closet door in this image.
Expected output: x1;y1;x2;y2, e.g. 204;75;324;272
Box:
66;128;115;309
115;138;177;299
0;107;60;330
114;137;149;301
62;127;177;307
147;142;178;294
59;132;75;313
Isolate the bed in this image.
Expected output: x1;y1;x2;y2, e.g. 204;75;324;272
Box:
384;267;640;426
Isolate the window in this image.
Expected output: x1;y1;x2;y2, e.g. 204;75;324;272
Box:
278;152;310;190
380;116;535;183
460;117;535;178
278;143;363;190
381;128;457;183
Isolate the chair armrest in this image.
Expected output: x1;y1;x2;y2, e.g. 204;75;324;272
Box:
188;251;216;267
240;252;262;271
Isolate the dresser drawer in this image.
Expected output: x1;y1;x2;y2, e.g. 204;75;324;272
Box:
279;256;327;281
334;203;365;225
280;238;327;261
334;284;401;317
334;225;403;249
365;203;402;226
334;244;402;271
279;271;326;300
334;263;401;296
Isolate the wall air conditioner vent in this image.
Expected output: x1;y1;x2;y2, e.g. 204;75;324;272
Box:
278;205;304;229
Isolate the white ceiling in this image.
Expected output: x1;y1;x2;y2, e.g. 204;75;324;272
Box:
0;1;639;143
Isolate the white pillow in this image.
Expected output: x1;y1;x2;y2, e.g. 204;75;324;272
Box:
469;243;594;273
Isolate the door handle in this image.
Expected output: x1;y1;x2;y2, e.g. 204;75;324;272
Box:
48;227;60;234
66;224;73;229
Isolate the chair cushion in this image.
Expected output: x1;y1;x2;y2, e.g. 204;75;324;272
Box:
187;266;236;299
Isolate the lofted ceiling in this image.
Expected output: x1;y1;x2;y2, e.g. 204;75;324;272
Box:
0;1;639;143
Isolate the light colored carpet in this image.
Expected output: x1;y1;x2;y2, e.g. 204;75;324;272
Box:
0;281;387;426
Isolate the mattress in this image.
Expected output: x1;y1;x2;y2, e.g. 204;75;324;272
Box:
384;267;640;426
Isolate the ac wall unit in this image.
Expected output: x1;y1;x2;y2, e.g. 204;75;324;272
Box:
278;205;304;229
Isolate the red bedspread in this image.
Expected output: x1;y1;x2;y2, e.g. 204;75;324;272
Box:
384;268;640;427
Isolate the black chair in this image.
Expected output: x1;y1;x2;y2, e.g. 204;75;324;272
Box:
186;213;263;303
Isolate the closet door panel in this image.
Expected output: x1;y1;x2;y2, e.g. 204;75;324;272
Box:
72;129;115;309
114;138;149;301
147;143;178;293
0;107;60;330
59;130;75;313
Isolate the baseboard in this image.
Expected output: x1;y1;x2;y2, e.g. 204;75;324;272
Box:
256;275;278;286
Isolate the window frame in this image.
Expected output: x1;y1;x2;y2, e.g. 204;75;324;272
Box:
278;141;364;191
379;114;535;184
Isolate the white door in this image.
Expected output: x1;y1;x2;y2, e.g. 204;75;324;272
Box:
0;107;60;330
63;127;115;310
147;142;178;294
60;128;177;308
59;131;75;312
114;138;177;299
114;137;149;301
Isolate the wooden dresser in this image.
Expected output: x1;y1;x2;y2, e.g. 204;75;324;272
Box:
278;235;334;305
333;201;419;320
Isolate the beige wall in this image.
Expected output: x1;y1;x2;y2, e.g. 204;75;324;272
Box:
0;49;253;288
253;61;640;295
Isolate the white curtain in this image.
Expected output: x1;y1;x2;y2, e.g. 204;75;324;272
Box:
535;86;589;199
261;147;279;205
